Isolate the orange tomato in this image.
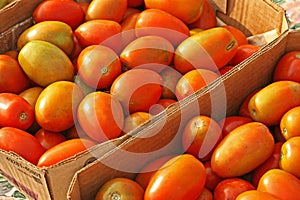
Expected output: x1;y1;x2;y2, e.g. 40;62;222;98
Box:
175;69;220;100
229;44;260;66
236;190;281;200
203;160;223;191
222;25;248;46
159;66;182;100
77;1;89;15
257;169;300;200
77;45;122;89
95;177;144;200
35;81;84;132
182;115;222;161
144;0;204;24
85;0;127;23
149;99;177;115
280;106;300;140
196;187;213;200
37;138;96;167
19;86;44;108
174;27;238;74
110;68;163;114
211;122;274;178
0;54;31;94
122;7;141;21
34;128;66;150
77;91;124;142
144;154;206;200
273;51;300;82
122;112;152;136
121;13;140;47
280;136;300;178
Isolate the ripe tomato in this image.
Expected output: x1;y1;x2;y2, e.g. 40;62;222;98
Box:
110;68;163;114
0;54;31;94
273;51;300;82
35;81;84;132
122;7;141;21
175;69;220;100
236;190;281;200
64;124;90;140
238;88;261;118
219;65;234;75
127;0;144;7
37;138;96;167
257;169;300;200
182;115;222;161
19;86;43;108
196;187;213;200
3;50;18;60
203;161;223;191
222;25;248;46
77;91;124;142
32;0;85;30
149;99;177;115
95;177;144;200
34;128;66;150
86;0;127;22
121;12;139;46
77;45;122;89
122;112;152;136
159;66;182;100
213;178;255;200
229;44;260;66
144;154;206;200
0;93;34;130
0;127;45;165
280;106;300;140
218;115;253;137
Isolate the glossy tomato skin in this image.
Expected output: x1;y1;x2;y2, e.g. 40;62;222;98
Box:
0;93;34;130
236;190;281;200
214;178;255;200
229;44;260;66
280;106;300;140
122;112;152;136
144;154;206;200
37;138;96;167
218;116;253;137
34;128;67;150
238;88;261;118
0;127;45;165
32;0;85;30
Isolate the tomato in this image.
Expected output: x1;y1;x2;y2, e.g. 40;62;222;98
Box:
32;0;85;30
77;1;89;15
238;88;261;118
271;125;286;143
236;190;281;200
95;177;144;200
196;187;213;200
110;68;163;114
248;81;300;126
213;178;255;200
35;81;84;132
122;112;152;136
159;66;182;100
174;27;238;74
0;127;45;165
144;154;206;200
222;25;248;46
280;106;300;140
203;161;223;191
37;138;96;167
135;155;176;189
251;141;283;187
211;122;274;178
64;124;90;140
19;86;44;108
182;115;222;161
273;51;300;82
219;65;234;75
0;55;31;94
149;99;177;115
34;128;66;150
257;169;300;200
280;136;300;178
77;45;122;89
85;0;127;23
144;0;203;24
3;50;18;60
229;44;260;66
0;93;34;130
120;35;174;69
122;7;141;21
127;0;144;7
135;8;190;46
77;91;124;142
175;69;220;100
121;13;140;47
218;115;253;137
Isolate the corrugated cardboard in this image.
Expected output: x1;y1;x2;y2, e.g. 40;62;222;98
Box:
0;0;289;199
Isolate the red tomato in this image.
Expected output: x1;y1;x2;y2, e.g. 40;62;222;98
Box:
0;127;45;165
32;0;85;30
273;51;300;82
149;99;177;115
229;44;260;66
34;128;67;150
219;65;234;75
218;116;253;137
0;93;34;130
196;187;213;200
214;178;255;200
37;138;96;167
238;88;261;118
144;154;206;200
203;161;223;191
127;0;144;7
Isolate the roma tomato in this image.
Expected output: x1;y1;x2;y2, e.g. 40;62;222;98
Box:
280;106;300;140
238;88;261;118
121;12;139;47
213;178;255;200
182;115;222;161
159;66;182;100
218;65;234;75
222;25;248;46
122;112;152;136
236;190;281;200
257;169;300;200
0;127;45;165
211;122;274;178
196;187;213;200
32;0;85;30
77;91;124;142
203;161;223;191
0;93;34;130
19;86;43;108
37;138;96;167
34;128;66;150
218;115;253;137
0;54;31;94
95;177;144;200
273;51;300;82
144;154;206;200
149;99;177;115
229;44;260;66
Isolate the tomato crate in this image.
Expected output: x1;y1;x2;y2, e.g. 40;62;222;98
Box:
0;0;288;200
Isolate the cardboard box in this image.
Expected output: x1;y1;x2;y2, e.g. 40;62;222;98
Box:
0;0;289;199
67;29;300;200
